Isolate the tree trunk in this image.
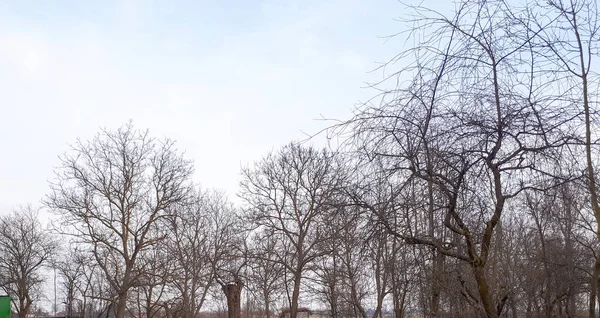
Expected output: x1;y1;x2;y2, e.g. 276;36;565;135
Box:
328;283;338;318
591;260;600;318
18;299;26;318
545;293;553;318
473;265;497;318
371;289;385;318
264;293;271;318
349;279;367;318
392;281;407;318
145;286;155;318
222;280;243;318
371;238;384;318
290;273;301;318
393;291;406;318
82;296;87;318
116;295;128;318
431;251;443;318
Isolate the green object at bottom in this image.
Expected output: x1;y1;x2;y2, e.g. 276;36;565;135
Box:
0;296;10;318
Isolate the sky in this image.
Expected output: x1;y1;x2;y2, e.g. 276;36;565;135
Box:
0;0;452;214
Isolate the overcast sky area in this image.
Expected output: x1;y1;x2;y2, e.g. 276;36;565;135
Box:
0;0;455;215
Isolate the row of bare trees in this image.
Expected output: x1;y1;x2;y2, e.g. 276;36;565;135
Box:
4;1;600;318
39;129;599;318
5;130;599;318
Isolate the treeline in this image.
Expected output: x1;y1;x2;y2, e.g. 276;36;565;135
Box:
2;1;600;318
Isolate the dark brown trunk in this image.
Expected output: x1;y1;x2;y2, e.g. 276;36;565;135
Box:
67;292;74;318
290;273;301;318
545;296;553;318
82;296;87;318
146;287;154;318
18;299;26;318
566;295;574;318
222;280;244;318
116;296;127;318
117;266;132;318
473;265;497;318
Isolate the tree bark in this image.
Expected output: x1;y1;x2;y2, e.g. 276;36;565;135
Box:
222;280;243;318
591;260;600;318
290;273;301;318
18;295;28;318
473;265;497;318
116;298;127;318
264;295;271;318
430;251;442;318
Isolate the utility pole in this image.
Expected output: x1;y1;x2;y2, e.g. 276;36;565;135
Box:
54;266;57;316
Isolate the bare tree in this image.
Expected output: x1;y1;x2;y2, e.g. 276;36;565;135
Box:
308;206;368;318
54;245;88;318
0;206;57;318
309;228;343;318
367;229;390;318
334;1;573;317
247;233;285;318
199;190;246;318
216;250;247;318
240;143;344;318
329;206;369;318
517;1;600;315
130;239;172;318
166;188;239;318
46;123;194;318
81;263;114;318
165;190;214;318
55;247;109;318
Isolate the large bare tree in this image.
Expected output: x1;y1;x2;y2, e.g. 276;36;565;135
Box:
46;123;194;318
334;1;573;317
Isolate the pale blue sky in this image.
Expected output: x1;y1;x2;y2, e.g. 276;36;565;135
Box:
0;0;452;212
